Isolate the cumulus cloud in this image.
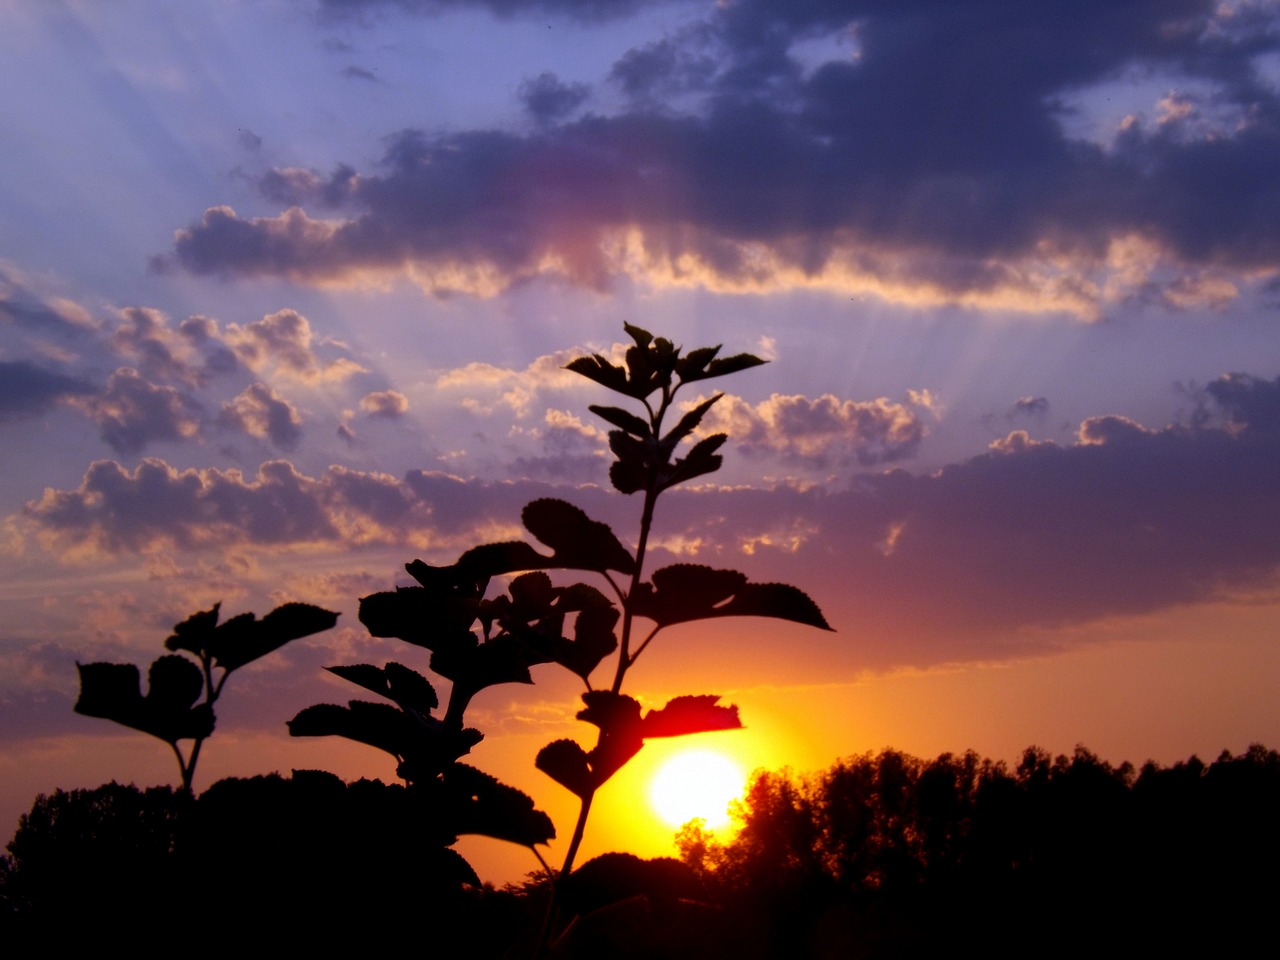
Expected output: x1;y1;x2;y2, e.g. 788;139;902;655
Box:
702;392;929;467
358;389;409;419
0;360;94;421
69;368;202;454
19;458;567;558
219;383;304;449
222;308;365;382
167;1;1280;315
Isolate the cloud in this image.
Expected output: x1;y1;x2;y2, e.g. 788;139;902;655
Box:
519;72;590;126
1010;396;1050;419
0;360;94;422
219;383;304;449
19;458;559;558
701;392;929;467
222;308;365;382
69;368;202;454
109;307;204;385
1205;372;1280;436
166;1;1280;315
314;0;659;21
358;389;409;419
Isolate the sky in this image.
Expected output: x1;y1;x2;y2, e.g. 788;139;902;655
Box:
3;0;1280;881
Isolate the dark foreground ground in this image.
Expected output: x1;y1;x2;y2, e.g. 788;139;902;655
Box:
4;746;1278;957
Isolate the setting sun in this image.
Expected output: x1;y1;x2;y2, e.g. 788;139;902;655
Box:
649;749;746;828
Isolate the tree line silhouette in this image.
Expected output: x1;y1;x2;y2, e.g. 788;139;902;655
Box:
5;744;1278;955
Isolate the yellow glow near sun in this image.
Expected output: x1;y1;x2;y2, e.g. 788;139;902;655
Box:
648;748;746;828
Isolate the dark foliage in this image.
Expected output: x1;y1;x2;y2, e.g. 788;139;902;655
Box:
678;744;1280;957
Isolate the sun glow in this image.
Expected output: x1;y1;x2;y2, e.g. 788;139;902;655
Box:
648;748;746;828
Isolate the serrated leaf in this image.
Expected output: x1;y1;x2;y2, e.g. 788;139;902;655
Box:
687;353;768;382
164;604;221;657
288;700;480;782
713;582;833;630
609;458;646;495
662;433;726;490
577;690;642;731
566;355;629;395
75;658;214;744
551;603;619;683
443;764;556;846
522;499;635;574
661;394;722;451
453;541;551;578
536;739;593;798
675;345;722;381
589;404;650;438
325;662;438;715
641;695;741;738
211;602;339;672
631;564;833;630
624;323;653;348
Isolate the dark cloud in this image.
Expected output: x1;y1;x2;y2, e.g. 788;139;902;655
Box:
519;72;589;126
343;65;378;81
1010;396;1050;419
171;0;1280;313
1206;372;1280;436
71;368;202;454
315;0;660;22
647;400;1280;665
258;166;359;209
0;360;94;422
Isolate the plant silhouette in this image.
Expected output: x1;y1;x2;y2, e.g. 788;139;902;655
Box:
289;324;832;946
74;601;338;793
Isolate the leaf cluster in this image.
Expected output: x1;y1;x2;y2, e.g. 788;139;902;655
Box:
74;602;338;793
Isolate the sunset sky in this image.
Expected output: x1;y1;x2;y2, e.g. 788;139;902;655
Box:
4;0;1280;881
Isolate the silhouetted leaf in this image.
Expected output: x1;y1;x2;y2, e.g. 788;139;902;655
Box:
662;433;726;490
641;695;741;738
610;458;647;495
522;499;635;574
661;394;722;450
75;658;214;744
589;404;650;438
690;353;768;382
577;691;645;784
675;345;722;381
326;663;439;715
577;690;642;731
714;582;833;630
566;355;629;395
453;541;551;578
288;701;481;782
552;603;619;683
443;764;556;846
537;739;593;798
164;604;221;658
632;564;833;630
211;602;339;672
359;588;478;649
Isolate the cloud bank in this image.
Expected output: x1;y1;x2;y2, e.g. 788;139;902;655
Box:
166;0;1280;316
